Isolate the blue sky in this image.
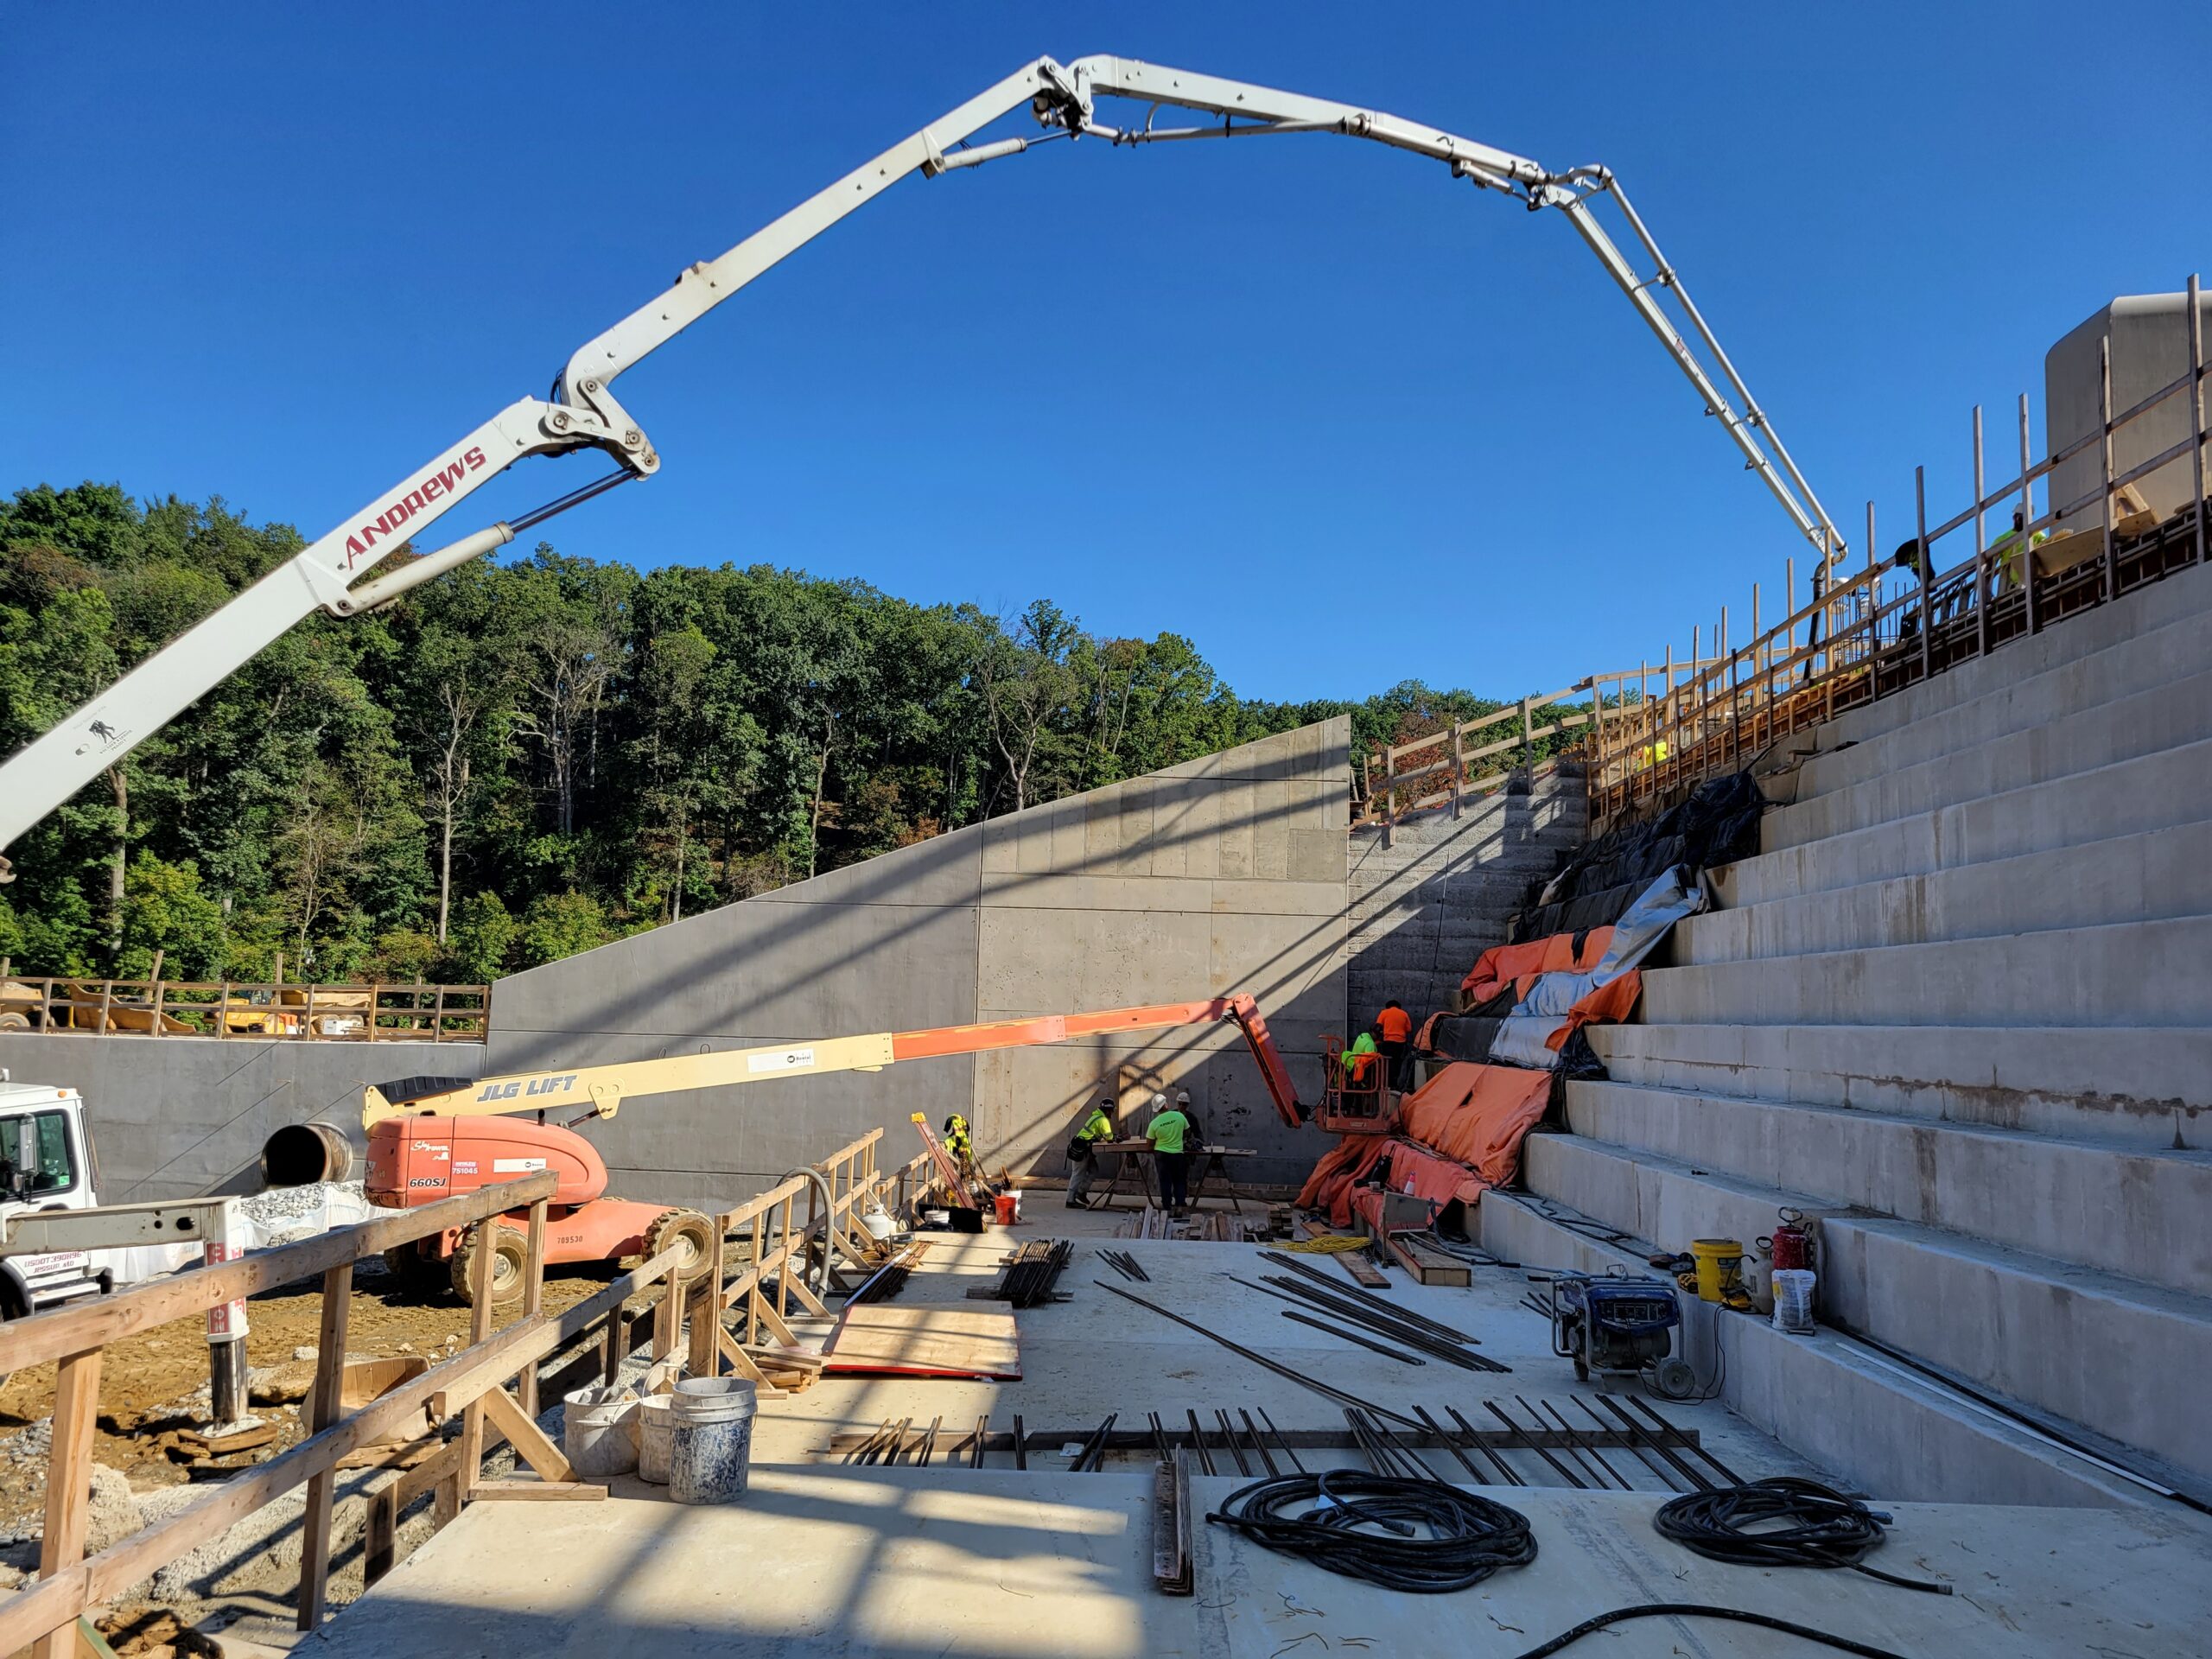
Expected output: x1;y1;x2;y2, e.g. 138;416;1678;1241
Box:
5;3;2209;703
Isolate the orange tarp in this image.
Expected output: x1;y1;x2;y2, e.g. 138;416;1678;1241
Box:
1396;1063;1552;1182
1462;927;1612;1002
1548;969;1643;1050
1296;1062;1554;1228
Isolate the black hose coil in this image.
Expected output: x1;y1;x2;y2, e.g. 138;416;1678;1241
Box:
1655;1477;1951;1593
1206;1469;1536;1593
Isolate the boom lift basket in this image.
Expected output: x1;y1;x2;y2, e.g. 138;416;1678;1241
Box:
1315;1034;1395;1136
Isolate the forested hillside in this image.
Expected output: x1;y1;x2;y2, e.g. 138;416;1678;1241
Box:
0;483;1522;984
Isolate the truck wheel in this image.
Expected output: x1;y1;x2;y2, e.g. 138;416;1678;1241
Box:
0;1012;29;1029
644;1209;716;1283
449;1224;528;1306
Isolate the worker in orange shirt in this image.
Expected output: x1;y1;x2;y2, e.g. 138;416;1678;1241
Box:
1376;1001;1415;1093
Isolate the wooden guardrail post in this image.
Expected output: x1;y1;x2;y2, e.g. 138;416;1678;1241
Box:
296;1262;353;1630
518;1198;548;1418
32;1350;102;1659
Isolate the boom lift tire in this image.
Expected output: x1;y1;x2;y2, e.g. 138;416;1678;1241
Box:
644;1208;716;1283
449;1223;530;1306
382;1243;446;1292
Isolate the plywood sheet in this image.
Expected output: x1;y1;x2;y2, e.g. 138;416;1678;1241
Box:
825;1306;1021;1379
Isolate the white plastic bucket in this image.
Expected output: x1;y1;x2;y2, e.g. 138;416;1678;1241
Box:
1770;1268;1817;1334
637;1395;675;1484
669;1376;758;1504
563;1385;639;1478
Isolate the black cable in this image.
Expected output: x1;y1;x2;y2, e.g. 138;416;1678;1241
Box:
1655;1478;1952;1594
1205;1469;1535;1593
1509;1602;1918;1659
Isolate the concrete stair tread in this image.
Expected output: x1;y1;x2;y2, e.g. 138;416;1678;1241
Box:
1763;658;2212;855
1639;911;2212;1029
1517;1129;2212;1488
1560;1074;2212;1296
1570;1072;2212;1170
1675;815;2212;966
1802;557;2212;753
1588;1020;2212;1150
1717;734;2212;907
1786;590;2212;802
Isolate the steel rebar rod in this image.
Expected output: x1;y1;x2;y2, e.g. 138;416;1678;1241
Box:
1264;1253;1481;1344
1255;1273;1499;1363
1247;1275;1504;1371
1537;1397;1630;1490
1413;1404;1498;1485
1091;1280;1427;1432
1631;1397;1743;1486
1013;1413;1027;1471
1573;1396;1672;1491
1239;1409;1280;1477
1216;1410;1254;1476
1186;1409;1217;1477
1255;1407;1306;1474
1446;1405;1525;1486
1280;1308;1428;1365
1595;1397;1709;1493
1484;1400;1586;1489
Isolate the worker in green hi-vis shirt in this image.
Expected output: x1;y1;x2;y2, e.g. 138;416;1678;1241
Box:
1065;1097;1116;1209
1145;1090;1192;1216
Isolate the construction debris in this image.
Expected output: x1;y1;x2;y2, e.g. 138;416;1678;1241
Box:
1113;1206;1258;1243
965;1239;1073;1307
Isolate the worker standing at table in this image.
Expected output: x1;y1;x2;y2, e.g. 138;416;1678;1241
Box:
1146;1090;1193;1217
1065;1096;1116;1209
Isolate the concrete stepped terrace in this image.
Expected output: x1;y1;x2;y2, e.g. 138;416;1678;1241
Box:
1485;556;2212;1509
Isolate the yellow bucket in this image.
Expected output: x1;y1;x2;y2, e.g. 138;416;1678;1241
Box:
1691;1238;1745;1303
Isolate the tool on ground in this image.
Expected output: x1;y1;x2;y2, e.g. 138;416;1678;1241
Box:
1541;1271;1693;1396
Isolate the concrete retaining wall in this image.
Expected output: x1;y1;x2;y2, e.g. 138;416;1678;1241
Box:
1345;766;1584;1026
0;1031;479;1200
482;718;1354;1206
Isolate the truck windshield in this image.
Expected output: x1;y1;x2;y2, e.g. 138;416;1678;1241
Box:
0;1111;78;1197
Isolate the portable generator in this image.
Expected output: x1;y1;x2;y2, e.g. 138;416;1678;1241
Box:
1547;1272;1693;1396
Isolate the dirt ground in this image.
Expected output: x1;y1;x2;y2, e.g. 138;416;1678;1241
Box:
0;1260;610;1539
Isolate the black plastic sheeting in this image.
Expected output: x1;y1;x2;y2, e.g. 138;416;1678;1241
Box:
1512;772;1764;941
1426;1014;1508;1063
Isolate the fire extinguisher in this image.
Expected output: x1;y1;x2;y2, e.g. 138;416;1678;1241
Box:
1763;1205;1815;1273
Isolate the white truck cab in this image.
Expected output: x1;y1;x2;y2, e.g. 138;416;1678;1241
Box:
0;1081;111;1325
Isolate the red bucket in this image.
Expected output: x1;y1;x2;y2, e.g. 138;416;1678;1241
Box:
994;1192;1020;1227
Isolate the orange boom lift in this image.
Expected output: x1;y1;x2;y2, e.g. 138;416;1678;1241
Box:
362;995;1309;1302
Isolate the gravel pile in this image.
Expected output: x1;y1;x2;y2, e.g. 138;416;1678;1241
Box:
239;1180;370;1248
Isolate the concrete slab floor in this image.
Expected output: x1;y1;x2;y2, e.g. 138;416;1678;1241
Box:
301;1468;2212;1657
745;1230;1802;1485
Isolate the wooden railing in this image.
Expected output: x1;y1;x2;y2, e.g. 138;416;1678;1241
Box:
1358;683;1611;844
0;1128;934;1653
702;1129;931;1384
1580;270;2209;819
0;965;489;1043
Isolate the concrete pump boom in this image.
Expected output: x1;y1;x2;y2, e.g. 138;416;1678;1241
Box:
362;994;1307;1131
0;54;1842;879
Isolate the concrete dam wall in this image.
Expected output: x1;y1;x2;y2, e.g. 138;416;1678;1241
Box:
478;716;1354;1206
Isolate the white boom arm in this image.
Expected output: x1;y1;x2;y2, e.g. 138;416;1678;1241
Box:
0;54;1840;872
